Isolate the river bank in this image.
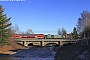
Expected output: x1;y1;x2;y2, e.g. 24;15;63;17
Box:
54;39;90;60
0;39;26;58
0;46;56;60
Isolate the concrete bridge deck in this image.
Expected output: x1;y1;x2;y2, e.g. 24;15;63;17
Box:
15;38;76;41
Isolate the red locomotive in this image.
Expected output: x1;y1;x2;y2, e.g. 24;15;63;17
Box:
11;34;44;39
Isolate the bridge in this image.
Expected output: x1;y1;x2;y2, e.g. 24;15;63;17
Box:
14;38;78;47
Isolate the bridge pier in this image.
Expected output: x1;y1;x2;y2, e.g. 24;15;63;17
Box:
60;41;63;46
40;41;44;46
58;41;60;45
23;41;27;46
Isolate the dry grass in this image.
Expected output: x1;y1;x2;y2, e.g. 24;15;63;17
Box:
55;39;90;60
0;39;25;53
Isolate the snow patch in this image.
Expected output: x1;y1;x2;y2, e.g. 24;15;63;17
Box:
12;47;56;60
78;51;88;60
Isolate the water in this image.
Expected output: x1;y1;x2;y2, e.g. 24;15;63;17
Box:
0;47;56;60
0;57;54;60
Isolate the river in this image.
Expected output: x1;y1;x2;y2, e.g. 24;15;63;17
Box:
0;47;56;60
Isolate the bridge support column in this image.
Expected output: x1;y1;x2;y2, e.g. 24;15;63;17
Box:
23;41;27;46
58;41;60;45
40;41;44;47
60;41;63;46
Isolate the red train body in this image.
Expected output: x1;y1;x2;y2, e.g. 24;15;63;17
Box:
11;34;20;39
11;34;44;39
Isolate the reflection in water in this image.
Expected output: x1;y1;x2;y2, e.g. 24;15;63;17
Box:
0;57;54;60
0;57;14;60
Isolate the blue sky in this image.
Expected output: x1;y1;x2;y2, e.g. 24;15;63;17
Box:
0;0;90;34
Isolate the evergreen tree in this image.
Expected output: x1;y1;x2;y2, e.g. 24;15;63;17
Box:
72;27;78;40
0;5;12;45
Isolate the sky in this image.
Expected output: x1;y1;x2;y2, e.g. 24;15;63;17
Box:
0;0;90;35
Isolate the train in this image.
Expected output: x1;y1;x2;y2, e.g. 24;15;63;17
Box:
11;34;65;39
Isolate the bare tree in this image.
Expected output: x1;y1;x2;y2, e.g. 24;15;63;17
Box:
10;24;21;34
77;11;90;38
77;18;85;34
57;28;62;35
20;31;25;34
25;29;34;34
61;28;67;38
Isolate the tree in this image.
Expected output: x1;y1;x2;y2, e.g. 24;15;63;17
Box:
72;27;78;40
20;31;25;34
61;28;67;38
25;29;34;34
57;28;61;35
77;11;90;38
10;24;21;34
10;25;34;34
0;5;12;45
